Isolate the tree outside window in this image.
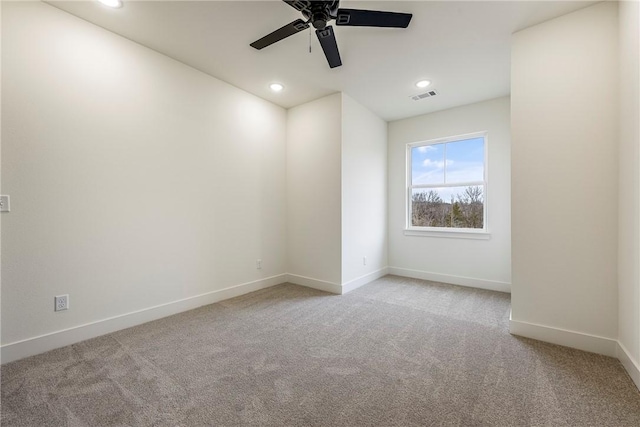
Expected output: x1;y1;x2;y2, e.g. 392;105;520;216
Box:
408;133;486;231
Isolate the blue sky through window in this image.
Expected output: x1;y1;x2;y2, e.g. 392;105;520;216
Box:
411;144;444;185
412;137;484;186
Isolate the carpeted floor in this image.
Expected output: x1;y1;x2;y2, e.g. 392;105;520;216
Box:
2;275;640;426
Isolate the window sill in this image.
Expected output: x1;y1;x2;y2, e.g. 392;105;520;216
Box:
403;228;491;240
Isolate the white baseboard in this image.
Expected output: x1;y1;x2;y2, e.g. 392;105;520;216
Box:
4;271;639;395
286;273;342;294
617;341;640;391
388;267;511;293
1;274;287;364
341;267;389;294
509;313;617;357
2;271;380;364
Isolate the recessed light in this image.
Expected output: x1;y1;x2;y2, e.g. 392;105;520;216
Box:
416;80;431;88
269;83;284;92
98;0;123;8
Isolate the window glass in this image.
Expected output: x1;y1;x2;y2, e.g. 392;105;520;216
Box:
411;144;444;185
408;134;486;231
444;137;484;183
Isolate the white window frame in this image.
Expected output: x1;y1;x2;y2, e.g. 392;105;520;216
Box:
405;131;489;239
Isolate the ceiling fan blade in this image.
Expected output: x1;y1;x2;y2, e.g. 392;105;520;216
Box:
282;0;311;13
316;26;342;69
335;8;412;28
250;19;310;50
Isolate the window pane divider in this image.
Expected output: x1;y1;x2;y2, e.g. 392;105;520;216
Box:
410;181;485;190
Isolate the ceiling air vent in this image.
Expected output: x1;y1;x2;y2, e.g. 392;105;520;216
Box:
411;89;438;101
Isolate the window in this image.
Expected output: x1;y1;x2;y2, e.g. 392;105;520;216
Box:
407;132;487;233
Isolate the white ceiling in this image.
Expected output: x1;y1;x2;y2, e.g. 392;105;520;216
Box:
48;0;596;121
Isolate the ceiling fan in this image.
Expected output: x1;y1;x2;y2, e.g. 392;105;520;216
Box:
250;0;413;69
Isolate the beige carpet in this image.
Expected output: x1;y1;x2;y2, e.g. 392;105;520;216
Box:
2;275;640;426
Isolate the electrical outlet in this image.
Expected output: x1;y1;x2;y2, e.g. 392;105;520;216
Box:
0;195;10;212
256;259;262;269
55;294;69;311
363;256;367;265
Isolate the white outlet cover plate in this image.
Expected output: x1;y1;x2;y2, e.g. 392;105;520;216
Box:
0;195;10;212
55;294;69;311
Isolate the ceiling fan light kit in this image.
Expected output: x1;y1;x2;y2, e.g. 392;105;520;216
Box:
250;0;413;69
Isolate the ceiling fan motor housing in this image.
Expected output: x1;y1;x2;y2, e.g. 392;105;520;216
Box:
302;1;340;29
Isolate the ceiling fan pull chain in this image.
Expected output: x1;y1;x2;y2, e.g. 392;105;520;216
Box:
309;28;312;53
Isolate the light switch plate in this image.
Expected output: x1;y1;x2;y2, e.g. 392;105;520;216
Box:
0;195;9;212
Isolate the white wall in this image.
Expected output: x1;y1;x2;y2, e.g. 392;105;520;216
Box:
618;0;640;382
511;2;618;343
0;1;3;363
387;97;511;292
286;94;342;288
341;94;388;287
1;2;287;348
